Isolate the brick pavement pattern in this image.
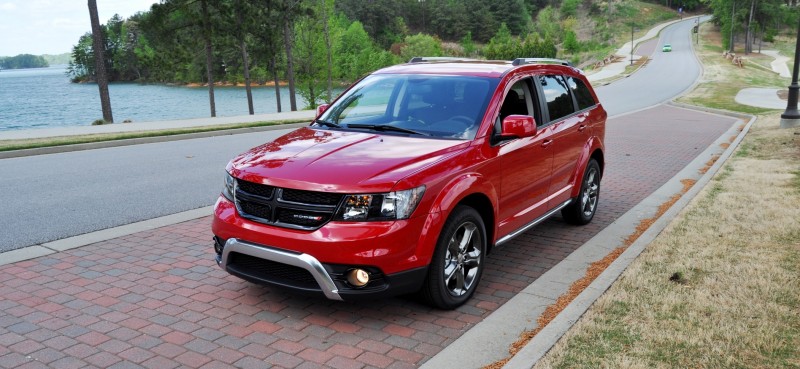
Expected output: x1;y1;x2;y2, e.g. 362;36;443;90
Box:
0;105;738;369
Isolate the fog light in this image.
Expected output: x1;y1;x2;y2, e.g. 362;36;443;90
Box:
346;269;370;287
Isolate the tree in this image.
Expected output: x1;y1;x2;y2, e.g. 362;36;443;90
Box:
88;0;113;123
0;54;49;69
233;0;254;114
294;6;327;109
483;23;515;60
67;33;94;82
249;0;285;112
200;0;217;117
400;33;442;62
320;0;333;102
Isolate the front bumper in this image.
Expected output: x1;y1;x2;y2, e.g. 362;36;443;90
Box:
212;196;437;300
215;237;428;300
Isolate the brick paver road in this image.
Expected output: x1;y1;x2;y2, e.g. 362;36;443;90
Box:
0;105;739;369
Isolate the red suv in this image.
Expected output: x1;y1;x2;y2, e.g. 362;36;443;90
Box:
212;57;606;309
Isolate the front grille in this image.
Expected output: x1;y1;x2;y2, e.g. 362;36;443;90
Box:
236;180;275;199
282;189;341;205
235;179;343;230
228;252;319;290
239;201;272;220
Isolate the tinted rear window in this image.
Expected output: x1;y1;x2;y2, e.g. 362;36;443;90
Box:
567;76;596;110
539;75;575;122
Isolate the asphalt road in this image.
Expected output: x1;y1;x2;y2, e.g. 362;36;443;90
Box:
596;16;704;116
0;18;705;253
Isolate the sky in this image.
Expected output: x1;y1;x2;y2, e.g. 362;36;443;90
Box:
0;0;158;56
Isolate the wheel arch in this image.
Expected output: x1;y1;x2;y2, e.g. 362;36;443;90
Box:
569;140;605;198
456;193;496;254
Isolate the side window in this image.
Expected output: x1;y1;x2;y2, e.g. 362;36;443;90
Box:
499;81;530;120
538;75;575;122
567;76;596;111
495;79;536;134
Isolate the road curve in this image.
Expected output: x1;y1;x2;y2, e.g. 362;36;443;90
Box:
595;16;706;116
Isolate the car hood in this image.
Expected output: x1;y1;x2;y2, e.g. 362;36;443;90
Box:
228;127;469;193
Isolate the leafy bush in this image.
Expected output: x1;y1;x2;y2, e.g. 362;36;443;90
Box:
400;33;442;61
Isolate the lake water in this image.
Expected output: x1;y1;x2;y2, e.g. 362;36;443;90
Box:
0;66;312;133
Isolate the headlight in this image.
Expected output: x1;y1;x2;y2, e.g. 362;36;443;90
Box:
334;186;425;221
222;172;236;201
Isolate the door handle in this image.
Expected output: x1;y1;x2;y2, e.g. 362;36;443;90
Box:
578;124;587;132
542;139;553;147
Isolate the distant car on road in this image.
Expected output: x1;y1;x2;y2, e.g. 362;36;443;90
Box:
662;43;672;52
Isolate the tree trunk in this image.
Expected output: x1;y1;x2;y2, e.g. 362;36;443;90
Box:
283;17;298;111
201;0;216;117
88;0;113;123
271;56;282;112
321;0;332;102
235;0;254;115
745;0;756;54
730;0;736;53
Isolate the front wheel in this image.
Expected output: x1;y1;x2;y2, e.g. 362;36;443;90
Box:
420;205;486;310
562;159;601;225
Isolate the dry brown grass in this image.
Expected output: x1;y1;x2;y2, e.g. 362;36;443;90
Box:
533;114;800;368
484;177;700;369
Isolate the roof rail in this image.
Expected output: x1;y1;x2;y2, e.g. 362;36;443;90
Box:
408;57;479;63
511;58;572;67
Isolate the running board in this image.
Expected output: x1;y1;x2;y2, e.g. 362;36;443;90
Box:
494;199;573;247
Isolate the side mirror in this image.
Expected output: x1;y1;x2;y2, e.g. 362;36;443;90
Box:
500;115;537;139
317;104;330;116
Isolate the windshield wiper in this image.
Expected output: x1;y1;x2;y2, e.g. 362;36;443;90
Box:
313;119;341;128
346;124;428;136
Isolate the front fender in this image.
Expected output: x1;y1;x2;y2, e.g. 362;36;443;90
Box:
413;173;499;265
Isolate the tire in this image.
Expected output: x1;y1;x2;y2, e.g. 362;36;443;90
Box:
562;159;601;225
420;205;486;310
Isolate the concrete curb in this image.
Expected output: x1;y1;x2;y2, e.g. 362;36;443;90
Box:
0;206;213;266
501;111;757;369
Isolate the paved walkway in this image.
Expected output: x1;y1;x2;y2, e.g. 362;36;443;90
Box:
0;105;743;369
734;49;791;109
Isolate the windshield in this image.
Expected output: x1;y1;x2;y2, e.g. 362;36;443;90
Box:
318;74;497;140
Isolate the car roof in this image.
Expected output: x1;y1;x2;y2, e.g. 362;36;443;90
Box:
373;58;580;79
375;61;514;78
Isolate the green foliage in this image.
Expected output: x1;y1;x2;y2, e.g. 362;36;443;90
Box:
67;33;94;82
483;23;514;60
0;54;49;69
400;33;442;62
560;0;581;19
484;23;556;60
535;7;561;42
63;0;798;101
460;31;476;57
563;30;580;53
